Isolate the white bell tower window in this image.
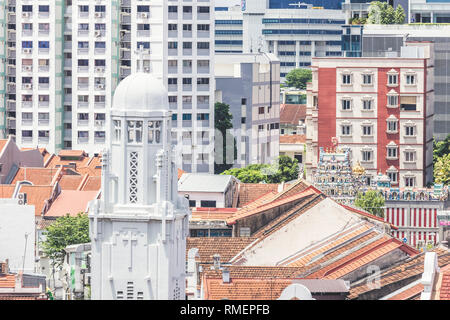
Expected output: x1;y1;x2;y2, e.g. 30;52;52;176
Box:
127;121;143;143
113;120;121;143
148;120;162;144
129;151;139;203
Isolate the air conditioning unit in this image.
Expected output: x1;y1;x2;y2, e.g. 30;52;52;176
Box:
140;12;148;18
24;65;32;71
23;48;32;54
144;67;150;72
17;193;26;205
95;31;102;37
22;12;30;18
96;67;104;73
97;84;105;89
95;12;103;18
24;84;32;89
95;120;103;126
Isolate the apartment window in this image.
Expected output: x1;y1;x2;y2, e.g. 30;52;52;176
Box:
387;120;398;132
200;200;216;208
362;125;372;136
362;150;373;162
388;74;398;85
197;24;210;31
362;99;372;110
183;78;192;85
405;177;415;187
387;146;398;159
406;74;416;85
168;6;178;13
341;99;351;111
405;125;416;137
362;74;372;85
197;42;210;49
198;7;210;13
22;130;32;137
197;78;209;85
183;42;192;49
197;113;209;121
168;78;177;85
39;5;49;13
388;171;398;183
137;42;150;49
137;6;150;12
400;96;417;111
182;114;192;121
183;6;193;13
387;95;398;107
183;24;192;31
168;42;178;49
342;74;351;85
341;125;351;136
258;107;265;114
168;24;177;31
148;121;162;144
404;151;415;162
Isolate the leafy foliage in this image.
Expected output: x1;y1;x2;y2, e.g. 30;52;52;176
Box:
214;102;237;174
368;1;405;24
221;155;299;183
354;190;385;218
285;68;312;90
42;213;90;268
434;154;450;186
433;134;450;162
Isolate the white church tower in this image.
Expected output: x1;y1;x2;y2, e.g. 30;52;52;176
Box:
88;58;190;300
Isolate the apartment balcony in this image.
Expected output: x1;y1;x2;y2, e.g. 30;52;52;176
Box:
38;48;50;54
183;84;192;92
168;30;178;38
22;48;32;55
183;49;192;56
78;48;89;55
38;101;49;108
64;59;72;68
79;12;89;19
94;120;105;128
168;12;178;20
183;67;192;74
22;101;33;108
22;84;33;90
38;137;50;144
169;102;177;110
197;84;210;92
38;12;50;19
197;49;210;56
95;84;106;91
197;102;209;110
168;48;178;56
137;30;150;37
64;129;72;139
94;137;106;144
21;119;33;126
183;13;192;20
168;84;178;92
78;66;89;73
78;137;89;144
94;67;105;74
183;31;192;38
168;66;178;74
78;120;89;127
38;84;50;90
78;84;89;91
197;31;210;38
197;120;210;127
78;30;89;37
182;120;192;128
197;66;210;74
182;102;192;109
7;101;16;111
64;113;72;121
22;137;33;144
197;13;210;21
78;102;89;109
94;102;106;109
64;94;72;104
94;48;106;55
38;119;50;126
22;29;33;37
22;65;32;72
39;66;50;72
39;30;50;37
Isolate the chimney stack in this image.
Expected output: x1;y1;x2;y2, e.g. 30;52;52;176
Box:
222;269;230;283
213;254;221;270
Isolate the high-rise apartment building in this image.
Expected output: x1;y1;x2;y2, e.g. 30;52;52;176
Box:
1;0;215;173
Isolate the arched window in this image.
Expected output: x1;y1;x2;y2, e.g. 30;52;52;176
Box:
113;120;121;143
127;121;143;143
148;120;162;144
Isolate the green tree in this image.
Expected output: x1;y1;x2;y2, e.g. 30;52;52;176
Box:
42;213;90;268
394;5;406;24
285;68;312;90
221;156;299;183
434;154;450;185
214;102;237;174
433;134;450;163
355;190;385;218
368;1;405;25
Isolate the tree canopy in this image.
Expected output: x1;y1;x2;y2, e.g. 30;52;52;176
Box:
221;155;299;183
434;154;450;186
354;190;385;218
368;2;406;24
214;102;237;174
42;213;90;268
285;68;312;90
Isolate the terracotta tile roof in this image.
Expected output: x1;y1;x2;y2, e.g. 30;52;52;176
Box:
0;139;8;155
19;185;54;216
0;274;16;288
58;150;87;158
280;134;306;144
178;168;185;180
202;266;305;280
203;277;293;300
270;179;311;202
339;203;399;230
387;283;424;300
37;219;56;230
349;248;450;300
45;154;91;170
284;224;374;267
237;183;281;207
439;264;450;300
58;175;83;190
0;185;16;198
81;176;101;191
186;237;257;264
280;104;306;125
11;168;59;186
191;207;238;221
227;186;318;225
44;190;98;218
76;166;101;177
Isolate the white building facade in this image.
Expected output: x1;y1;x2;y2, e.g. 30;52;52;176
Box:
88;70;190;300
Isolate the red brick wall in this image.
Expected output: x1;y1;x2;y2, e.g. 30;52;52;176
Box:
317;68;337;158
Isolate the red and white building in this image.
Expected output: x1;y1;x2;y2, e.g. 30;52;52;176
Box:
305;42;434;188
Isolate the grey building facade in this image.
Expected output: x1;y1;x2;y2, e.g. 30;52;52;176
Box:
215;53;280;168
